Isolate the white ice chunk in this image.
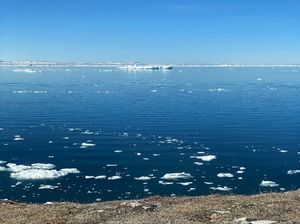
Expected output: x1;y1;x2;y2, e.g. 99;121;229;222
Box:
260;180;279;187
196;155;216;161
95;175;107;179
38;184;58;190
161;172;193;180
210;186;232;191
287;170;300;175
134;176;152;181
108;175;122;180
217;173;234;178
80;142;95;148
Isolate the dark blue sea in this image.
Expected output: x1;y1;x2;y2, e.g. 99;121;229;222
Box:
0;66;300;203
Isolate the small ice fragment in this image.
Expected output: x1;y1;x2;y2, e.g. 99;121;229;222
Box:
178;182;193;186
210;186;232;191
38;184;58;190
134;176;152;181
260;180;279;187
95;175;107;179
81;142;95;148
108;175;122;180
196;155;216;161
217;173;234;178
287;170;300;175
161;172;193;180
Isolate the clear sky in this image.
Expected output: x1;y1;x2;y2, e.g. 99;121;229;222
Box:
1;0;300;64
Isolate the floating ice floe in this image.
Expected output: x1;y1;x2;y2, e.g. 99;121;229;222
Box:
38;184;58;190
134;176;152;181
161;172;193;180
210;186;232;191
108;175;122;180
114;150;123;153
14;135;24;141
196;155;216;162
204;182;214;185
159;180;174;185
178;182;193;186
0;160;7;165
217;173;234;178
80;142;96;148
95;175;107;179
287;170;300;175
150;89;158;93
260;180;279;187
194;162;203;166
3;163;79;180
106;164;117;167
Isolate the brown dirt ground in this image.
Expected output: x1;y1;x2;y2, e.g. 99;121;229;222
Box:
0;190;299;224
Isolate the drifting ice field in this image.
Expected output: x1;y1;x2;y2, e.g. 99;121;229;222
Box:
0;66;300;203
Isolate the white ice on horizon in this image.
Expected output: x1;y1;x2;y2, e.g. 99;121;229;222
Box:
161;172;193;180
196;155;216;162
12;68;42;73
260;180;279;187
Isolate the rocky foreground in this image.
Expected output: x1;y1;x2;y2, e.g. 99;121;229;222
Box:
0;190;299;224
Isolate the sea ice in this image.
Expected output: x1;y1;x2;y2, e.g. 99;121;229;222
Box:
38;184;59;190
210;186;232;191
95;175;107;179
108;175;122;180
159;181;174;185
5;163;79;180
134;176;152;181
80;142;96;148
260;180;279;187
178;182;193;186
196;155;216;161
14;135;24;141
217;173;234;178
161;172;193;180
287;170;300;175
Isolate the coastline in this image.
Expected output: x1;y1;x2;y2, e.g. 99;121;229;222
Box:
1;190;299;224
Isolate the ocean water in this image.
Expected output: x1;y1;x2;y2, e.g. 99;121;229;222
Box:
0;66;300;203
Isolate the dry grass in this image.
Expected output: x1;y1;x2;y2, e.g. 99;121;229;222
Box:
0;190;300;224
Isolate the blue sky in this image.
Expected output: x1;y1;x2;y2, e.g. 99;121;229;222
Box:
1;0;300;64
